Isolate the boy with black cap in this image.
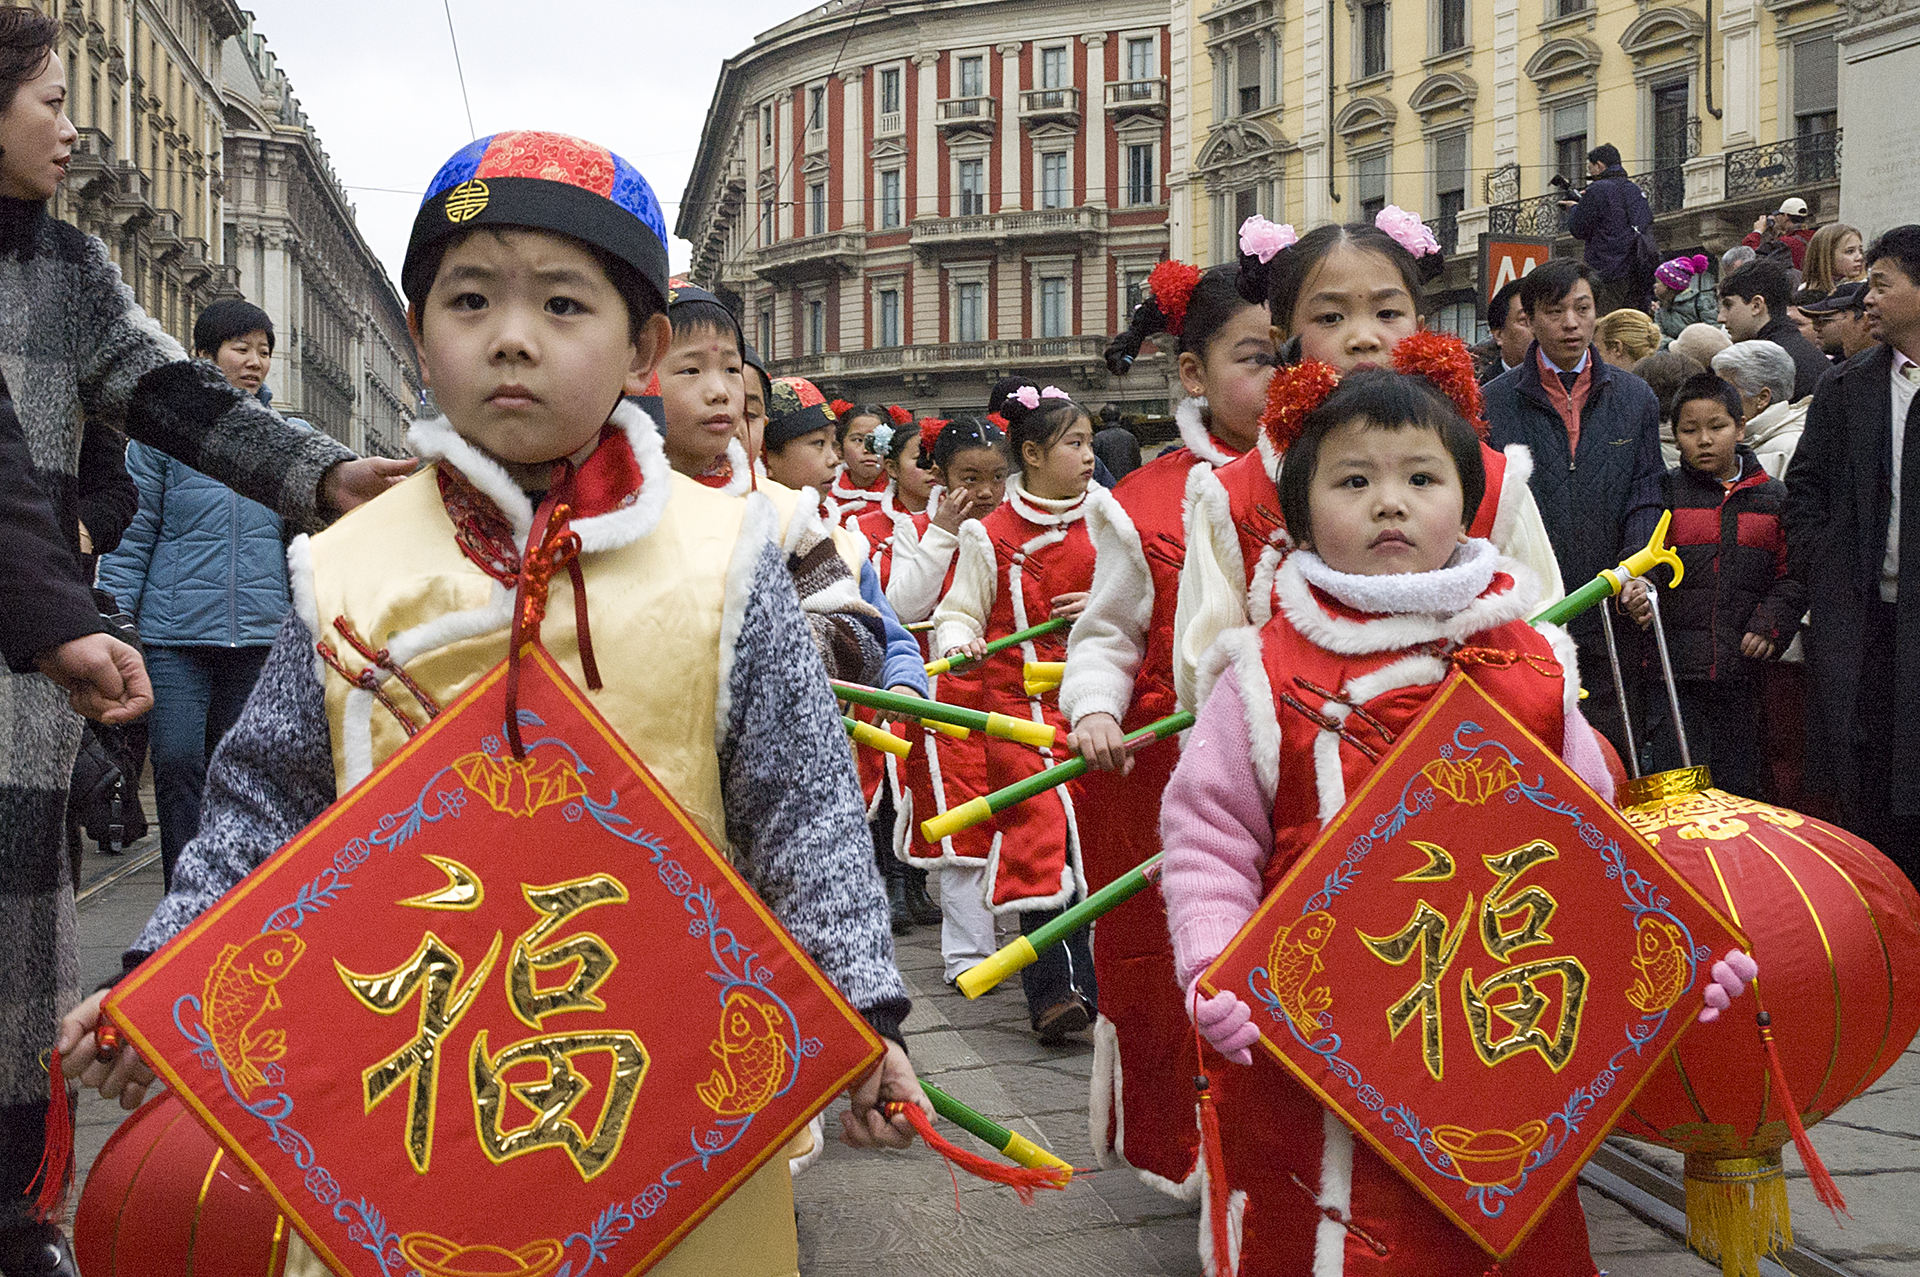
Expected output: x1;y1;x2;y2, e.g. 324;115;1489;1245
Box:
58;131;928;1274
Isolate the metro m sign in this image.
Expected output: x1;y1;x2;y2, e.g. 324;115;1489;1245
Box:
1479;234;1554;311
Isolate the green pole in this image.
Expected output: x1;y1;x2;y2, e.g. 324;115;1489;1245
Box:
1528;574;1616;628
926;617;1070;676
830;681;1056;748
955;853;1164;998
919;1081;1073;1173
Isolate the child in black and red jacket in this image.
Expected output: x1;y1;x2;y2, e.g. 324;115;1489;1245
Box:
1624;371;1806;795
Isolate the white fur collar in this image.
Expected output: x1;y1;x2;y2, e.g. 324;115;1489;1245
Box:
831;466;885;505
717;437;752;497
1278;540;1537;655
1008;478;1093;526
1255;428;1284;484
405;399;671;555
1175;397;1239;467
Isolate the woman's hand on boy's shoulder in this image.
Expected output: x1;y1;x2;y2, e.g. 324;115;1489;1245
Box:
840;1039;930;1150
321;456;417;517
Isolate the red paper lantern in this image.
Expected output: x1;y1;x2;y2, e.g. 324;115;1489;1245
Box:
76;1093;293;1276
1613;767;1920;1277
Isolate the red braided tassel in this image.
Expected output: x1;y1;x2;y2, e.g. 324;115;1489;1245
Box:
884;1102;1071;1204
27;1049;72;1222
1196;1072;1236;1275
1757;1011;1849;1222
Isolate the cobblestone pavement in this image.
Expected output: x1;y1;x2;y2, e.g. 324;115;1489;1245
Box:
68;827;1918;1275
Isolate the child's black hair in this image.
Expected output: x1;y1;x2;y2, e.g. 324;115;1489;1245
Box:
986;376;1038;417
410;227;662;341
1002;390;1092;467
668;298;743;354
1670;371;1746;427
932;416;1010;473
1276;368;1486;550
193;299;276;357
1104;265;1261;374
1631;350;1704;422
1236;222;1441;336
839;403;892;445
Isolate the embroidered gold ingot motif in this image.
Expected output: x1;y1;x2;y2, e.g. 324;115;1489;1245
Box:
453;751;589;819
1625;914;1691;1014
202;930;305;1096
399;854;485;911
1420;754;1522;805
696;990;792;1117
1429;1121;1551;1187
338;931;502;1173
470;1029;649;1180
506;875;628;1030
443;179;491;224
1461;957;1589;1071
1361;896;1475;1080
1263;911;1337;1028
399;1233;565;1277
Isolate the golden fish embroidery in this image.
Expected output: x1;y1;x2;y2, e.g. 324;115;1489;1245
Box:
695;990;792;1117
202;930;306;1096
1625;915;1690;1014
1265;911;1337;1028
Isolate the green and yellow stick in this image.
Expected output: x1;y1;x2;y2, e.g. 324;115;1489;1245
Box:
843;716;912;758
921;711;1193;845
956;853;1166;998
919;1081;1074;1178
832;680;1053;748
926;618;1070;677
1529;511;1684;628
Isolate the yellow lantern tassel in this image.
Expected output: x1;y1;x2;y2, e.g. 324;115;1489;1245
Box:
1682;1151;1792;1277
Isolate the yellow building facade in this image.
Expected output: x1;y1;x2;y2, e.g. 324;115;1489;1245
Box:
1171;0;1846;330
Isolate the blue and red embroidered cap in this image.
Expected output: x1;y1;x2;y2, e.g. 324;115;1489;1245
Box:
403;130;670;316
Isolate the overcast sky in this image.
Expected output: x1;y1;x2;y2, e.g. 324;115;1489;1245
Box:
235;0;811;292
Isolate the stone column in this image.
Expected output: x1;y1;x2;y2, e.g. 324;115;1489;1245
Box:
1301;0;1332;225
1083;33;1108;207
779;90;797;239
841;68;865;230
999;41;1023;211
915;52;940;220
1492;0;1520;171
1839;0;1920;236
1168;0;1197;261
1719;0;1763;149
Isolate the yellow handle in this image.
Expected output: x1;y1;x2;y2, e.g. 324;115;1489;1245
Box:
922;796;992;844
923;718;970;740
1000;1128;1074;1176
986;713;1057;749
955;936;1039;998
848;720;912;758
1024;679;1063;697
1023;662;1065;682
925;656;954;677
1617;510;1685;589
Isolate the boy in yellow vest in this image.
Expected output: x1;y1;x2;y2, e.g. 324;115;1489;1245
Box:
57;131;927;1274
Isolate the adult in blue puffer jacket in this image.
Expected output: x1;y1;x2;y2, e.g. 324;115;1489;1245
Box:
97;300;307;885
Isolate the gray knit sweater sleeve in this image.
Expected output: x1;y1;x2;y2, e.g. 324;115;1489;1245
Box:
722;540;911;1040
67;230;352;531
130;612;336;956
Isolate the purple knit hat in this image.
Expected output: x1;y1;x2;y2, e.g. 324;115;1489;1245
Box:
1656;253;1710;292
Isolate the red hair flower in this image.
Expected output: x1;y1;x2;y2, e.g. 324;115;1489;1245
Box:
1259;359;1343;453
1148;260;1204;336
887;404;913;427
1391;329;1489;440
917;416;950;459
830;398;857;420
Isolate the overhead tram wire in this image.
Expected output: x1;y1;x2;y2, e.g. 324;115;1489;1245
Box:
443;0;478;141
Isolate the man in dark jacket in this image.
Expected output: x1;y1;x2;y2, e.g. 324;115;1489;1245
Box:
1784;224;1920;883
1485;258;1667;756
1720;259;1831;400
1562;144;1655;314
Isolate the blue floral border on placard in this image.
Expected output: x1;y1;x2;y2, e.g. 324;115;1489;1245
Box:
1243;722;1710;1220
170;711;822;1277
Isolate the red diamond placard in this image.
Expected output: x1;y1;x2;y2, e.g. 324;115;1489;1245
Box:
1202;673;1745;1257
105;644;882;1277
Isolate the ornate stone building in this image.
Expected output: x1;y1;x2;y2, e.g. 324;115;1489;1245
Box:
678;0;1175;417
221;14;418;456
40;0;237;347
1169;0;1848;337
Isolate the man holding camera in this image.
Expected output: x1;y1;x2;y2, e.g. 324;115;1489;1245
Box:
1743;197;1813;270
1560;143;1658;314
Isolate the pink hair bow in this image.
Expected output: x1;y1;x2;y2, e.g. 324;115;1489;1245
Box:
1012;385;1041;411
1375;205;1442;258
1040;385;1069;401
1238;214;1299;264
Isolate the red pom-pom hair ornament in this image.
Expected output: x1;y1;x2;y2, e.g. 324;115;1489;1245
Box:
985;411;1009;431
1389;328;1489;440
1258;359;1343;453
829;398;857;420
1147;260;1203;336
887;404;913;427
917;416;950;461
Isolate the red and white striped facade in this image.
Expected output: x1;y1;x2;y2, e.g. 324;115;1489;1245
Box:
678;0;1175;414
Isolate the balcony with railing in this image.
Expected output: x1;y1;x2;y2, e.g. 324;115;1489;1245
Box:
1488;193;1573;238
935;96;997;134
781;335;1108;383
1726;128;1842;200
1425;210;1460;257
909;206;1107;255
1105;78;1168;119
752;230;864;282
1019;87;1082;128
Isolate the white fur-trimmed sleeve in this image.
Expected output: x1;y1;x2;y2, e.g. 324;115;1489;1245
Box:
717;492;782;753
1537;619;1616;803
1060;488;1153;726
285;533;324;685
933;519;996;657
1172;464;1252;712
1495;458;1566;610
886;521;957;623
